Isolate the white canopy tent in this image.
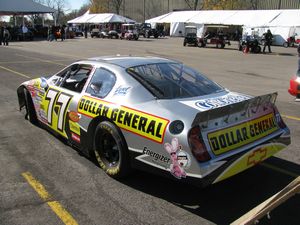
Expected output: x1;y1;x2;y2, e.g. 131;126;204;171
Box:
68;11;135;24
146;9;300;41
67;10;97;24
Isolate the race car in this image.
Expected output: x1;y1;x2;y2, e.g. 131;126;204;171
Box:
288;75;300;100
17;56;290;187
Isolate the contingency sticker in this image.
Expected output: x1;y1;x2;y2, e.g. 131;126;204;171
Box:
77;96;169;143
180;93;250;111
207;113;279;156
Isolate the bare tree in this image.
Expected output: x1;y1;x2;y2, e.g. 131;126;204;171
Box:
110;0;123;15
185;0;202;10
44;0;68;24
250;0;259;9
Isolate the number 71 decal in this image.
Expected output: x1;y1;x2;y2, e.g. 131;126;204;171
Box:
45;88;73;135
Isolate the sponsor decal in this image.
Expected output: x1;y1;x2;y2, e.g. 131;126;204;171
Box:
195;94;250;110
247;147;267;166
71;132;80;143
143;147;170;164
77;96;169;143
208;113;279;155
69;111;80;122
180;93;250;111
164;138;191;179
113;86;131;96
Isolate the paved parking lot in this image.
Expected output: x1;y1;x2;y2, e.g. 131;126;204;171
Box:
0;37;300;225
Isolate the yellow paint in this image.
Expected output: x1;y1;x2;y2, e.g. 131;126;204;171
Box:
69;121;80;135
0;65;31;78
282;114;300;122
208;113;279;155
22;172;51;201
213;143;285;183
22;172;78;225
78;96;169;143
48;201;79;225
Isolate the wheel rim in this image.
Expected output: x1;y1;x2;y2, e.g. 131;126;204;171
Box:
96;130;120;167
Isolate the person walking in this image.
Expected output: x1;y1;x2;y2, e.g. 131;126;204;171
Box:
262;29;273;53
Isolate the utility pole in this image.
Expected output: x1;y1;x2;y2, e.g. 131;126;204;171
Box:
143;0;146;22
123;0;125;16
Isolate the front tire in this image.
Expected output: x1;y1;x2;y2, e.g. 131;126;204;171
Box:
94;121;131;179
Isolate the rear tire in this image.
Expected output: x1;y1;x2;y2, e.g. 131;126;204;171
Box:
94;121;131;179
24;89;38;125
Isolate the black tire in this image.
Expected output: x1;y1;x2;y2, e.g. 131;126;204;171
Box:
283;42;289;48
183;41;186;46
24;89;38;125
94;121;131;178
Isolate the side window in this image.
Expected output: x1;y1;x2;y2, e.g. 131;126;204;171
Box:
56;64;92;93
86;68;116;98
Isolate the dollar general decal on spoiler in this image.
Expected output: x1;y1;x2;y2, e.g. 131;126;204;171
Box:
208;113;279;155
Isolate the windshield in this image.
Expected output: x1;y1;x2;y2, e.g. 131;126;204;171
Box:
126;63;224;99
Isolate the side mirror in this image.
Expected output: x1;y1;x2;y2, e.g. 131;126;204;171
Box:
90;81;102;94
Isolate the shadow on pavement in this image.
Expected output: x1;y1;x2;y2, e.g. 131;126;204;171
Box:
121;157;300;225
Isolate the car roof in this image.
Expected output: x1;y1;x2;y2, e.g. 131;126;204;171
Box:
85;56;178;68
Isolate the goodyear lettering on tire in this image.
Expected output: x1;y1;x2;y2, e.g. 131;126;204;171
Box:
78;96;169;143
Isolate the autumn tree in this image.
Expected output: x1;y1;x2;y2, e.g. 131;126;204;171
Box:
89;0;109;13
202;0;252;10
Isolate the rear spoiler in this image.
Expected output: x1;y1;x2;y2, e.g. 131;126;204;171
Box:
192;92;278;128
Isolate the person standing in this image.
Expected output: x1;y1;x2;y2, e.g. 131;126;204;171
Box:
60;25;65;41
84;25;88;38
263;29;273;53
3;26;10;46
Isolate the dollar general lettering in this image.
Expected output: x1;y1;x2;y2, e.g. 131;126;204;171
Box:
208;113;279;155
78;96;169;143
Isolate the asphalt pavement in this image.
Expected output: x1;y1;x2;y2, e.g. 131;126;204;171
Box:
0;37;300;225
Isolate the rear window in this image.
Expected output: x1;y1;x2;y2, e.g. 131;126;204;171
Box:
126;62;223;99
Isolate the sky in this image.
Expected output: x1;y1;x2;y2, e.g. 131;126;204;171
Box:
69;0;88;10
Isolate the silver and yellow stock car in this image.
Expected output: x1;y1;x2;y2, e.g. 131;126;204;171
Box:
17;56;290;186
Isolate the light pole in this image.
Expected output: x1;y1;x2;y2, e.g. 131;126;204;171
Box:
143;0;146;22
